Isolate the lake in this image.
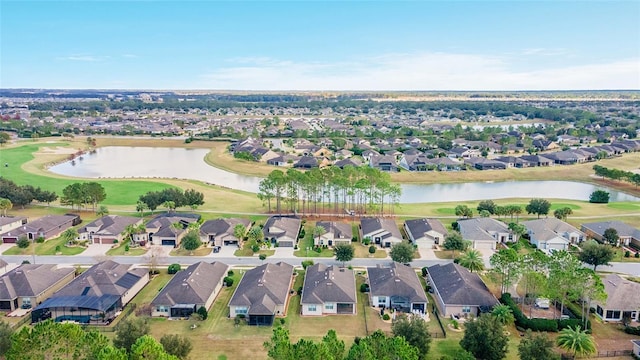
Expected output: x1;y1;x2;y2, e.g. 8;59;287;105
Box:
48;147;640;203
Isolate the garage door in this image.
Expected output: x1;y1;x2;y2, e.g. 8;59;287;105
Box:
474;241;494;250
2;237;17;243
161;239;176;247
278;241;294;247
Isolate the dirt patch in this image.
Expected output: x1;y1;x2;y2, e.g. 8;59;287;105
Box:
37;146;80;155
518;304;563;319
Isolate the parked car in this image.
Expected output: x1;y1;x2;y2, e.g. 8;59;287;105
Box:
535;298;550;309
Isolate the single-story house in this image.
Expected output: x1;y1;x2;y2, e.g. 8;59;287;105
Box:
464;157;507;170
315;221;353;247
32;260;149;324
77;215;142;245
151;261;229;318
360;217;403;248
0;264;75;312
367;262;428;313
369;155;399;172
200;218;252;247
263;216;301;248
228;262;294;326
0;214;80;243
519;155;554;167
301;264;357;316
593;274;640;323
138;213;201;247
427;263;498;317
404;218;448;248
457;218;513;250
0;216;27;234
581;221;640;248
522;218;585;252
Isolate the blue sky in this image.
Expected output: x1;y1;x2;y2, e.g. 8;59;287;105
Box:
1;1;639;90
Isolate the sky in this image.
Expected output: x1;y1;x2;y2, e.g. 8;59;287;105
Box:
1;0;639;90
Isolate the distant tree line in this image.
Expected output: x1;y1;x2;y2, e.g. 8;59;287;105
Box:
593;165;640;187
257;166;401;216
0;177;58;208
138;188;205;213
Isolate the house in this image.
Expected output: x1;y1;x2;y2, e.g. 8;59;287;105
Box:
139;213;201;247
449;147;481;159
293;156;318;169
532;139;559;151
367;262;428;313
593;274;640;323
426;157;463;171
495;156;533;168
0;216;27;234
0;264;75;312
263;216;301;247
464;157;507;170
427;263;499;317
315;221;353;247
369;155;399;172
581;221;640;248
520;154;554;167
399;154;432;171
0;214;80;243
360;217;403;248
522;218;585;252
77;215;142;245
334;158;362;169
404;218;448;248
228;262;294;326
32;260;149;324
301;264;357;316
151;261;229;318
545;150;587;165
200;218;252;247
457;218;512;250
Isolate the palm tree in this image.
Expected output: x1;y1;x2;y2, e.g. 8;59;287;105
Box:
163;201;176;213
458;249;485;273
61;228;79;245
0;198;12;217
312;225;325;246
233;224;247;242
491;304;515;325
556;326;596;358
135;201;147;218
96;205;109;217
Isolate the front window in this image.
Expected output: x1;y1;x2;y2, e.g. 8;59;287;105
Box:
378;297;386;304
325;304;334;310
462;306;471;313
235;307;248;315
308;305;317;312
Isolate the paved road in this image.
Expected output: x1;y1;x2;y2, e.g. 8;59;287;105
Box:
2;253;639;276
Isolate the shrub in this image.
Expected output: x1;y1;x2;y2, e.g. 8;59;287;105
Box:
227;270;234;276
382;314;390;321
35;237;45;243
624;325;640;335
113;239;118;244
301;260;314;269
223;276;234;287
55;245;61;253
499;293;558;332
16;237;30;249
636;252;640;258
279;318;285;325
625;250;631;258
362;237;371;245
251;244;260;253
368;245;377;254
298;229;305;239
168;263;181;274
197;306;208;320
314;246;322;253
124;244;130;252
421;267;428;277
360;283;370;293
451;221;459;231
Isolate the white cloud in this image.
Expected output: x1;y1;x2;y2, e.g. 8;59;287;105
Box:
201;52;640;90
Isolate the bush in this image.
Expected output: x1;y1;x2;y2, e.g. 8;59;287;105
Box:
625;250;631;258
298;229;305;239
16;237;30;249
197;306;208;320
227;270;234;276
368;245;376;254
360;283;370;293
500;293;558;332
301;260;314;269
624;325;640;335
124;244;130;252
55;245;61;253
362;237;371;245
636;252;640;258
382;314;390;321
168;263;181;274
223;276;234;287
451;221;459;231
35;237;45;243
113;239;118;244
251;244;260;253
314;246;322;253
279;318;286;325
421;267;428;277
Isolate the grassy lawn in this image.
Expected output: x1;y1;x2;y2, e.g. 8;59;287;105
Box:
2;238;86;256
434;250;461;259
131;273;173;306
106;243;148;256
170;246;213;256
607;202;640;211
293;225;334;257
233;242;276;257
354;244;388;258
611;248;640;262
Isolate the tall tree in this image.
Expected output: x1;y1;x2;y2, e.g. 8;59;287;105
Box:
490;248;520;295
130;335;179;360
525;198;551;218
334;244;355;267
477;200;497;214
455;205;473;218
556;326;596;358
113;317;150;353
443;232;467;257
183;189;205;209
84;182;107;212
159;334;192;360
602;228;619;246
458;249;485;273
578;241;614;271
553;207;573;221
389;242;415;264
345;330;419;360
0;198;12;216
460;314;509;360
136;200;147;217
0;321;12;357
518;330;557;360
391;315;431;360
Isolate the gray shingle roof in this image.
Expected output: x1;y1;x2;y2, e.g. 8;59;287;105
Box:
522;218;583;242
599;274;640;310
458;218;509;241
0;216;26;227
200;218;251;237
582;221;640;239
367;262;427;303
151;261;229;307
228;262;293;315
80;215;140;236
52;260;147;298
360;218;402;239
0;215;78;238
317;221;353;240
0;264;75;300
404;218;448;239
263;217;301;240
301;264;356;305
428;263;498;308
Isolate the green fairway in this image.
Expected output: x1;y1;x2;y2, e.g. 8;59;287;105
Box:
0;143;174;205
606;202;640;211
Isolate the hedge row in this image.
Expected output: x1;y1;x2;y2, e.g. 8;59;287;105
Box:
625;325;640;335
499;293;590;332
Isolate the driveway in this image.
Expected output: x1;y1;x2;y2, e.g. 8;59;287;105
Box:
274;247;295;258
0;243;15;254
417;246;439;260
211;245;238;258
80;244;113;257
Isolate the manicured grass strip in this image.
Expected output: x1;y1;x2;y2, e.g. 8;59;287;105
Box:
293;223;334;257
106;243;148;256
170;247;212;256
607;202;640;211
354;243;387;258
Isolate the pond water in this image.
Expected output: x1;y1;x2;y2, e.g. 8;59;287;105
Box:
48;147;640;203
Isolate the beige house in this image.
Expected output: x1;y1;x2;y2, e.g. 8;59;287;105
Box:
0;216;27;234
301;264;356;316
315;221;353;247
0;264;75;312
77;215;142;244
